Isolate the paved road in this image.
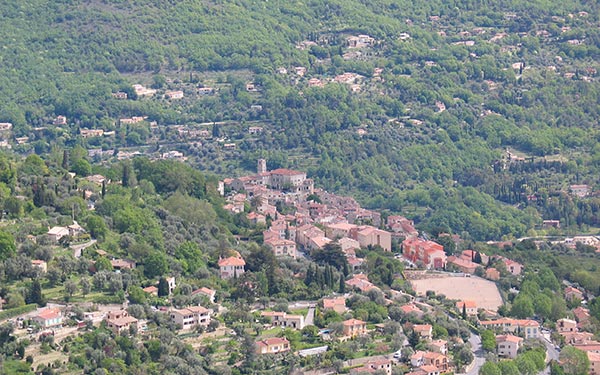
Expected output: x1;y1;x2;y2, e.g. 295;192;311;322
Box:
538;332;560;375
460;332;486;375
70;239;97;257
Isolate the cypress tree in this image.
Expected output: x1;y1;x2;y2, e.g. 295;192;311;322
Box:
339;274;346;293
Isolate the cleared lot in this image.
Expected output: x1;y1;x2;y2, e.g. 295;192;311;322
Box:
409;274;503;311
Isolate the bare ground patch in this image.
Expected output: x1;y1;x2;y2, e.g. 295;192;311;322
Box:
409;273;503;311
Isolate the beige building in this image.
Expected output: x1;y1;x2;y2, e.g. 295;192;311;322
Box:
480;318;540;339
557;318;578;333
218;252;246;279
105;310;138;334
255;337;290;354
496;334;523;358
264;238;297;258
169;306;211;330
343;318;367;337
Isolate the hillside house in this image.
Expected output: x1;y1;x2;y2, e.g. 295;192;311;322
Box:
255;337;290;354
414;324;433;340
496;334;522;358
456;300;478;316
169;306;211;330
480;318;540;339
218;252;246;279
564;286;584;302
447;256;478;274
105;310;138;334
402;238;447;269
47;226;70;242
322;297;347;314
345;274;377;292
570;184;591;198
428;340;448;355
342;318;367;337
351;359;392;375
264;238;297;258
191;287;216;303
31;260;47;273
260;311;305;330
557;318;578;333
33;308;63;329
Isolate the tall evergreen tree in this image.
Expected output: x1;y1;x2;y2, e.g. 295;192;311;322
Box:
339;274;346;293
157;277;169;297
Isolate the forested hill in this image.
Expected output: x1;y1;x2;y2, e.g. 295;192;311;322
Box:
1;0;600;240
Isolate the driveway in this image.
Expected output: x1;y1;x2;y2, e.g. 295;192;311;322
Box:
70;239;96;257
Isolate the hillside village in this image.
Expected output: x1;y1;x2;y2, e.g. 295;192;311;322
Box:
0;158;599;374
0;1;600;374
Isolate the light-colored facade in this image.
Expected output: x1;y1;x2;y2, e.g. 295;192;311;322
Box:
264;238;297;258
261;311;305;329
255;337;290;354
496;334;523;358
33;308;63;328
480;318;540;339
105;310;138;334
343;319;367;337
169;306;211;330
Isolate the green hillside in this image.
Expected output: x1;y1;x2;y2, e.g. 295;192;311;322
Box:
1;0;600;240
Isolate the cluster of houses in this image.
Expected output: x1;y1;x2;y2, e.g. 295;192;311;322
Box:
220;160;409;268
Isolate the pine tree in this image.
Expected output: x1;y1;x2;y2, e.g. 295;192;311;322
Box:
157;278;169;297
101;180;106;198
339;274;346;293
27;279;45;306
62;150;69;170
462;303;467;320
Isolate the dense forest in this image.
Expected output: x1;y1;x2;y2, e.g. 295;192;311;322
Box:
0;0;600;239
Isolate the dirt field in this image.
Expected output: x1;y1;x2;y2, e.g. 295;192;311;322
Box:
409;274;503;311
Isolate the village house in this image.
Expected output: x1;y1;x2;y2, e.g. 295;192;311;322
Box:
112;91;128;99
197;87;214;95
31;260;47;273
402;238;447;269
218;252;246;279
166;276;176;295
350;359;392;375
79;128;104;138
191;287;216;303
456;300;478;316
428;339;448;355
561;331;594;345
345;274;378;293
460;250;489;265
447;256;479;274
570;184;591;198
47;226;70;242
486;268;501;281
308;236;332;251
255;337;290;354
588;352;600;375
387;215;418;238
264;238;297;258
400;304;424;318
480;318;540;339
143;286;158;296
110;258;136;271
414;324;433;340
342;318;367;337
33;308;63;329
347;34;375;48
574;343;600;354
347;257;365;272
260;311;305;330
0;123;12;131
408;365;440;375
169;306;211;330
574;307;591;329
165;90;184;99
564;286;584;302
132;84;157;97
353;225;392;251
86;174;108;185
53;115;67;125
501;257;523;276
422;351;449;372
557;318;578;333
246;212;266;225
338;237;360;254
322;297;347;314
248;126;263;134
105;310;138;334
496;334;523;359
